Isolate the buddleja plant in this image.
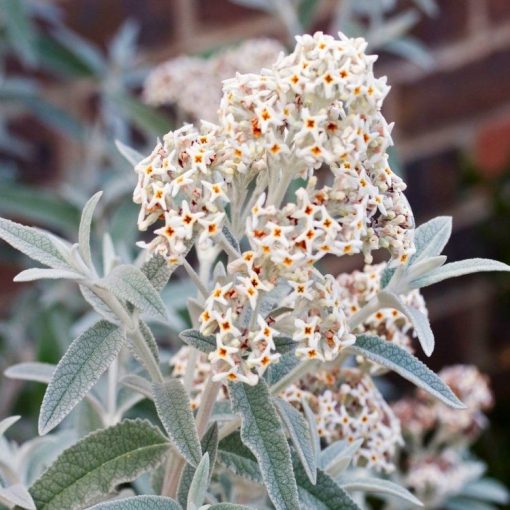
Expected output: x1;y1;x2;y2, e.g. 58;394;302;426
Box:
1;32;509;510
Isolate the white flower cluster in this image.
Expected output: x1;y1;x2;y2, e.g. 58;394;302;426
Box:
337;262;428;351
394;364;493;439
284;368;403;473
393;365;494;508
134;32;416;384
143;39;285;122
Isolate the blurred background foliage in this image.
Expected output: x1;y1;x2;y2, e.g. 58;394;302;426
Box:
1;0;510;503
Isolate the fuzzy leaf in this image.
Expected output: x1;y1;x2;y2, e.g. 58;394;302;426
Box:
120;374;153;400
39;321;125;434
294;457;360;510
0;415;20;437
321;439;363;476
338;476;423;507
79;285;120;324
14;267;84;282
379;291;435;356
265;351;300;386
410;258;510;289
348;335;465;409
178;423;218;508
209;505;254;509
137;320;160;363
273;397;317;484
105;264;168;320
217;432;262;483
0;483;36;510
4;362;55;383
228;380;299;510
458;478;509;505
88;495;183;509
412;216;452;263
152;379;202;467
30;419;169;510
141;254;173;292
179;329;216;353
222;225;240;254
274;336;296;354
115;139;145;166
78;191;103;269
187;453;210;510
0;217;72;269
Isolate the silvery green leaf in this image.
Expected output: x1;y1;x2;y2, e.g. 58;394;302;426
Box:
120;374;154;400
152;379;202;467
406;255;447;282
379;291;434;356
367;10;419;48
458;478;509;504
0;217;72;270
301;397;320;467
115;140;145;167
141;254;173;292
228;380;299;510
87;496;183;509
179;329;216;353
380;266;396;289
273;397;317;484
79;285;120;324
222;225;240;254
102;233;117;276
39;320;125;434
348;335;465;409
30;419;169;510
208;505;254;509
0;415;20;437
319;440;348;469
0;483;36;510
273;336;296;354
187;453;210;510
4;362;55;383
265;351;300;386
105;264;168;320
293;456;360;510
410;259;510;289
322;439;363;476
217;432;262;484
137;320;160;363
211;400;234;422
411;216;452;263
178;423;219;509
338;476;423;507
78;191;103;269
14;267;84;282
213;261;227;280
445;498;497;510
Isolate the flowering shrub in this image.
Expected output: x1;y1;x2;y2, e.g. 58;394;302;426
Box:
0;32;509;510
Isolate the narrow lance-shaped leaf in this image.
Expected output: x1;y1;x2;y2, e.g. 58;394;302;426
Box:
347;335;465;409
14;267;84;282
0;415;20;437
321;439;363;476
0;217;72;270
5;362;55;383
301;397;320;467
0;483;36;510
39;320;125;435
104;264;168;320
217;432;262;484
178;423;219;509
410;258;510;289
87;495;183;510
293;454;361;510
337;476;423;507
229;379;300;510
78;191;103;269
187;453;210;510
141;254;173;292
179;329;216;353
411;216;452;263
379;291;435;356
79;284;120;324
30;419;170;510
152;379;202;467
273;397;317;484
115;139;145;167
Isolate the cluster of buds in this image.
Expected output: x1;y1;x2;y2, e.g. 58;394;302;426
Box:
337;262;428;352
393;365;493;507
134;32;416;384
284;368;403;473
144;39;284;122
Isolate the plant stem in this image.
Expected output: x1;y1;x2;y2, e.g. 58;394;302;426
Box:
195;377;221;437
183;258;209;298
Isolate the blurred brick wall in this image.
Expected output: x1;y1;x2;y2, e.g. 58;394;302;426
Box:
7;0;510;382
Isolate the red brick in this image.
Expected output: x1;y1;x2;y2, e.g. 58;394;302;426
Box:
396;47;510;136
474;114;510;178
409;0;470;48
486;0;510;25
